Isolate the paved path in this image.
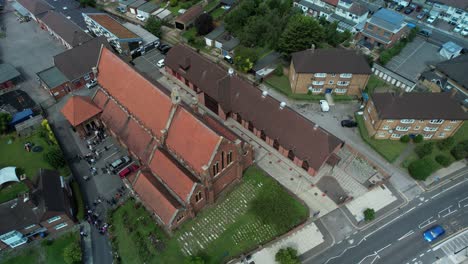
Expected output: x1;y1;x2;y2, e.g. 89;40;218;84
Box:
393;143;416;166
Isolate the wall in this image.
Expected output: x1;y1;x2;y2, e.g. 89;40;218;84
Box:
361;22;406;48
43;81;71;100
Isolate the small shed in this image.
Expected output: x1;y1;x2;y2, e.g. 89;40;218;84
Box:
205;25;225;47
9;108;33;127
175;4;203;30
439;41;462;60
252;52;281;80
137;2;159;19
214;31;239;56
128;0;146;14
119;0;136;9
152;8;172;20
0;64;21;90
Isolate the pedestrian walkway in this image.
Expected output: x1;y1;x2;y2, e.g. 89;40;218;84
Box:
434;228;468;264
423;160;468;188
393;143;416;166
80;222;93;264
345;184;397;222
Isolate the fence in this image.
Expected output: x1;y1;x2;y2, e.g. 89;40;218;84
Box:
15;115;44;137
372;63;416;92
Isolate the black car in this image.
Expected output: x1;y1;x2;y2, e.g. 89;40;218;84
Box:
158;44;169;51
159;44;171;55
395;5;404;11
404;7;414;14
341;120;358;128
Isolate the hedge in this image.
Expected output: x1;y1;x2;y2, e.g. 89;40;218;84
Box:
415;142;434;158
437;137;455;151
435;155;452;167
408;157;439;180
451;140;468;160
413;134;423;143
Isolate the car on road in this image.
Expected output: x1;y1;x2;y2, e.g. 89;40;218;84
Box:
404;6;414;14
423;225;445;242
224;55;234;64
462;28;468;36
319;100;329;112
454;25;463;33
395;5;404;11
158;44;171;54
427;16;437;23
419;28;432;37
341;120;358;128
156;59;165;68
86;79;97;89
136;14;146;21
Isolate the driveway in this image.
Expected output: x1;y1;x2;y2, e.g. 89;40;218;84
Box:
132;49;165;80
0;8;66;104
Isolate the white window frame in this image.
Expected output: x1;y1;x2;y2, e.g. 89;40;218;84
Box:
429;119;444;124
423;127;438;132
310;88;322;93
377;132;386;137
339;73;352;78
328;80;334;84
438;132;446;137
444;126;452;131
424;134;433;139
450;120;458;123
391;133;401;138
382;125;390;130
54;222;68;230
47;216;61;224
414;126;420;130
314;73;327;78
312;81;324;85
335;88;347;94
400;119;415;124
24;224;36;230
396;126;410;132
337;81;350;86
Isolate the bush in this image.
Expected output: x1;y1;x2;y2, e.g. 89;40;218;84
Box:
413;134;423;143
437;137;455;150
185;256;206;264
451;140;468;160
63;240;82;264
415;142;434;158
363;208;375;221
274;65;284;76
400;135;410;143
169;0;178;7
408;157;439;180
44;146;66;168
275;247;300;264
435;155;452;167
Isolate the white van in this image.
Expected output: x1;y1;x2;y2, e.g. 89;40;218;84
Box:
319;100;330;112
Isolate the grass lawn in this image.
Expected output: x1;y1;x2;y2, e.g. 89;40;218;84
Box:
265;75;354;101
204;0;220;11
355;114;407;163
110;166;308;264
0;182;29;204
2;248;40;264
182;27;207;50
365;75;398;94
211;7;226;20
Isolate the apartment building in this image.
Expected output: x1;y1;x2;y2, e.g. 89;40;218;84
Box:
363;93;468;140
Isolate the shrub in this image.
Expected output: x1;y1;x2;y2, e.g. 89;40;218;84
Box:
43;146;66;168
437;137;455;150
451;140;468;160
400;135;410;143
408;157;439;180
63;240;82;264
415;142;434;158
275;247;300;264
185;256;206;264
363;208;375;221
435;155;452;167
274;65;284;76
0;112;12;134
413;134;423;143
169;0;178;7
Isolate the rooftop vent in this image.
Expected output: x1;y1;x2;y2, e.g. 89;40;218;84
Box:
261;91;268;98
67;16;71;19
279;102;286;110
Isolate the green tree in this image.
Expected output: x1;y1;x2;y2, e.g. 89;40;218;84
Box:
323;21;351;47
63;240;82;264
408;157;439;180
194;13;214;36
415;142;434;158
275;247;300;264
363;208;375;221
435;155;452;167
170;0;178;7
0;112;12;134
79;0;96;8
400;135;410;143
234;46;259;72
145;16;162;37
451;140;468;160
185;256;206;264
277;15;324;55
44;146;66;169
413;134;423;143
437;137;455;150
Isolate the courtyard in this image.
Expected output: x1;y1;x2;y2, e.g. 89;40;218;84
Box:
109;166;308;264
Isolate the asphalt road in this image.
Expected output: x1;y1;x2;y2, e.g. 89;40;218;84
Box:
405;17;468;48
305;171;468;264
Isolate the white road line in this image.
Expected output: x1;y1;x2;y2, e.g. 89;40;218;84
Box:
438;205;457;218
419;253;424;257
418;217;436;229
370;255;380;264
426;249;431;253
377;244;392;253
418;203;423;206
398;230;415;241
442;209;458;218
458;196;468;208
412;258;417;261
357;253;378;264
432;193;442;199
103;151;119;161
407;207;416;213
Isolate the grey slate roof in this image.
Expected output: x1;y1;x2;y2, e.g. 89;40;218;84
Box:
129;0;146;8
0;64;20;84
137;1;159;13
42;0;99;29
37;66;69;89
215;32;239;51
367;8;405;32
291;48;372;74
16;0;52;16
371;92;468;120
54;36;108;81
252;52;281;72
40;11;92;47
205;25;225;40
435;54;468;89
119;0;136;7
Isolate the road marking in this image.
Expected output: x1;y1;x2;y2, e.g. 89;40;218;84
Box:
398;230;415;241
426;249;431;253
370;255;380;264
376;244;392;253
412;258;417;261
103;151;119;161
458;196;468;208
419;253;424;257
438;205;457;218
432;192;442;199
418;217;436;229
418;203;423;206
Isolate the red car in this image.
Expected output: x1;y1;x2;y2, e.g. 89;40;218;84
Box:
118;164;140;179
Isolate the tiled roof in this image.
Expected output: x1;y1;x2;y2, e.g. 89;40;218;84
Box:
97;48;172;138
323;0;338;6
149;149;197;202
166;45;343;171
371;92;468;120
100;99;129;135
119;118;153;161
291;48;372;74
86;13;140;39
40;11;92;47
436;54;468;89
133;172;181;225
16;0;52;16
202;115;240;142
176;4;203;24
349;2;368;16
166;107;221;174
92;89;109;109
61;95;102;126
435;0;468;9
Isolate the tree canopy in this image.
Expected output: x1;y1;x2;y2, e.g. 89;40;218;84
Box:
277;15;324;55
275;247;301;264
0;113;12;134
145;16;162;37
194;13;214;36
234;46;259;72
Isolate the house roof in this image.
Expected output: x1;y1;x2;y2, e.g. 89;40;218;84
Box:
176;4;203;24
137;1;159;13
133;172;181;225
37;66;69;89
61;95;102;126
86;13;140;39
252;52;281;72
323;0;338;6
40;11;92;47
129;0;146;8
122;22;159;45
166;107;221;174
16;0;52;16
119;0;136;6
371;92;468;120
42;0;99;30
349;2;368;16
368;8;405;32
166;45;343;170
149;148;197;202
291;48;372;74
0;64;20;84
435;54;468;89
54;37;107;81
0;198;42;235
36;169;70;215
205;25;225;41
215;32;240;51
433;0;468;9
97;48;173;138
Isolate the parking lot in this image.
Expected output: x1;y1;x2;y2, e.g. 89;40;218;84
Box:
132;49;166;80
1;8;66;104
385;36;445;81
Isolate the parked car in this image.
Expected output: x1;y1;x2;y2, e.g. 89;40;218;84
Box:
156;59;165;68
461;28;468;36
427;16;436;23
158;44;171;54
419;29;432;37
319;100;329;112
395;5;404;11
110;156;131;171
116;6;126;13
136;14;146;21
118;164;140;179
341;120;358;128
415;4;422;12
423;225;445;242
454;25;463;33
86;79;97;89
404;7;414;14
417;11;426;20
224;55;234;64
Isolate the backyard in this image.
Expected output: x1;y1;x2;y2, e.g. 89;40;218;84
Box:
364;75;398;94
109;166;308;263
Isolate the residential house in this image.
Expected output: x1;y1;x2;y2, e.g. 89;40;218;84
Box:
122;22;160;51
289;48;372;95
14;0;52;21
83;13;142;55
0;169;75;250
175;4;203;30
426;0;467;27
38;11;92;49
0;64;21;90
61;95;103;137
294;0;331;18
331;0;368;32
128;0;146;14
358;8;407;48
204;25;226;47
119;0;136;11
363;92;468;140
62;47;253;230
137;2;159;19
37;66;71;100
165;44;344;176
214;31;240;56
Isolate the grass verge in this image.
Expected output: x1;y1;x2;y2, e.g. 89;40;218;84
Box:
71;181;85;221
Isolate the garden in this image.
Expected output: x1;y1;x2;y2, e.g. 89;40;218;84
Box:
109;166;308;264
